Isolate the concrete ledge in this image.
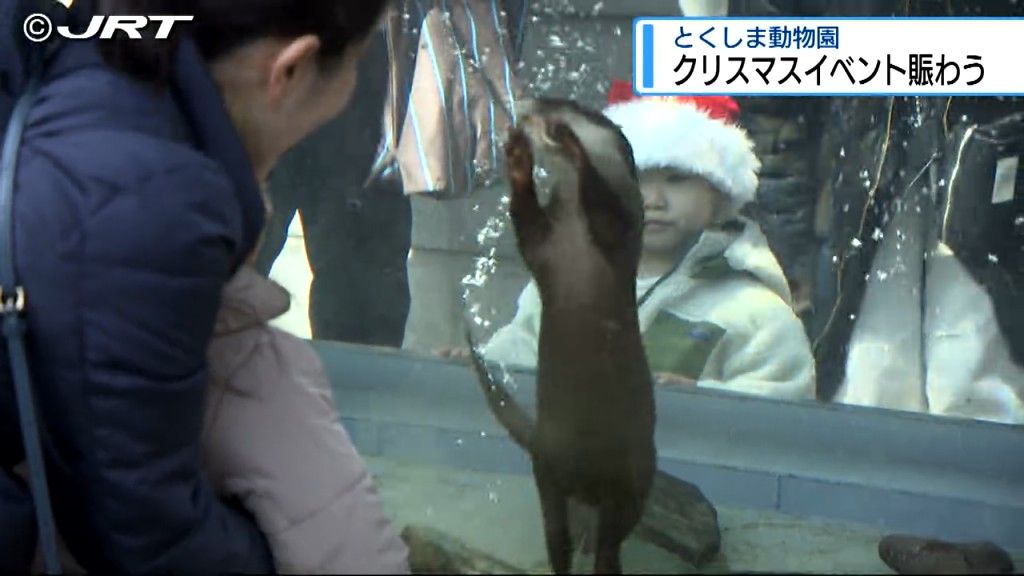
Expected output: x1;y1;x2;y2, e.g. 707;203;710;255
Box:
315;339;1024;551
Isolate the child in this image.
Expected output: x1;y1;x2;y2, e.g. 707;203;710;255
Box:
28;262;412;575
202;264;410;574
481;83;815;401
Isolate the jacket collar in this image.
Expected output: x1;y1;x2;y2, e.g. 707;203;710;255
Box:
169;39;266;267
651;218;794;304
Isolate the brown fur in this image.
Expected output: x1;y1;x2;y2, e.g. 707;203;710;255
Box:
468;97;656;574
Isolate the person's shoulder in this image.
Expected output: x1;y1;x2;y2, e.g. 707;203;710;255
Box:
27;55;231;198
20;63;242;244
698;276;800;330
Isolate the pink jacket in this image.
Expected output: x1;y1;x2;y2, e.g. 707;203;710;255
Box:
203;266;409;574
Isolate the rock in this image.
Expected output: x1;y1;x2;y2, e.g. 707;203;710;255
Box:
401;524;525;574
634;470;722;567
878;534;1016;574
401;470;721;573
569;469;722;568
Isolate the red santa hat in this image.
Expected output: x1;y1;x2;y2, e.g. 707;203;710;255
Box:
603;80;760;210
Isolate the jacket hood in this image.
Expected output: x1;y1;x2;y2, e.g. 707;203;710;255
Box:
4;0;265;270
1;0;93;102
720;219;793;303
663;218;794;305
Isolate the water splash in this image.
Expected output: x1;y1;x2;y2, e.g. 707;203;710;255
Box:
533;163;556;206
462;248;499;290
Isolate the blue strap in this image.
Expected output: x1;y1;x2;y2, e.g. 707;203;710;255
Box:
1;57;62;575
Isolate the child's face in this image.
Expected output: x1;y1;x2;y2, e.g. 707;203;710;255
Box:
640;168;721;255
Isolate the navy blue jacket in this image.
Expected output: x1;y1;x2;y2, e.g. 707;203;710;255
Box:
0;16;275;576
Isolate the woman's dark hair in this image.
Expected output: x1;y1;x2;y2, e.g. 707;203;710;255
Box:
96;0;390;87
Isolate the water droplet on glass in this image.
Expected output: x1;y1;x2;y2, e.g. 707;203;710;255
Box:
988;253;1000;263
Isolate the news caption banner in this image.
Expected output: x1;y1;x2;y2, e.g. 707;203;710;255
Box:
633;17;1024;96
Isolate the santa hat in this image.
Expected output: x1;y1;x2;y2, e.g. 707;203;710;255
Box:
603;80;760;210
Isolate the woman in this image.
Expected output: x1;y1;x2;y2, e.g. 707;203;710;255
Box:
478;86;816;401
0;0;391;572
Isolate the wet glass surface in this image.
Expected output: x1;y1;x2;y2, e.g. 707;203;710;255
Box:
264;0;1023;426
258;1;1024;571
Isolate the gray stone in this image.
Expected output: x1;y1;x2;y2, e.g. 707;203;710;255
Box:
402;524;526;574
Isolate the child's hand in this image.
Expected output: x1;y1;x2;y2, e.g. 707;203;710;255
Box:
654;372;697;387
435;347;473;361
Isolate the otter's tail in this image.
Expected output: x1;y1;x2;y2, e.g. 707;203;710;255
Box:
464;325;535;451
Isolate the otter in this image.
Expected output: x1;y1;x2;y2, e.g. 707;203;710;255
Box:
467;97;656;574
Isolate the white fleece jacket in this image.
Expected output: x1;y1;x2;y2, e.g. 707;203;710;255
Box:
483;220;816;401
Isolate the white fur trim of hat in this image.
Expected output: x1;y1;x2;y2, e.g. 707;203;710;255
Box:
603;99;761;209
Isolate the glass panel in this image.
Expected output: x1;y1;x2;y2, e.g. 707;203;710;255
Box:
254;2;1023;571
260;0;1022;426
